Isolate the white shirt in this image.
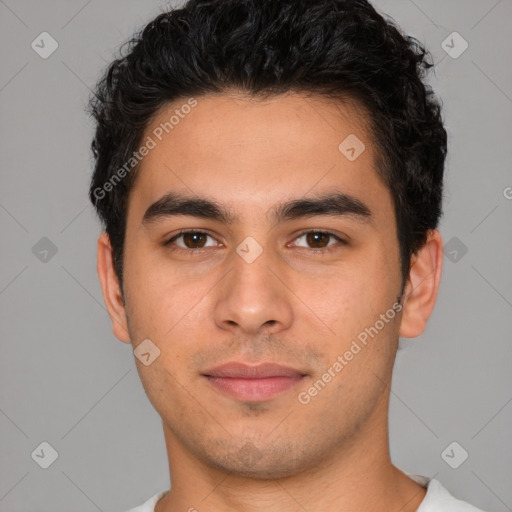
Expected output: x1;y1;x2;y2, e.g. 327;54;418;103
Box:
124;472;487;512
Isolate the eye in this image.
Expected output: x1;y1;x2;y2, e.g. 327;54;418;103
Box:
164;230;219;251
163;229;347;254
291;230;346;251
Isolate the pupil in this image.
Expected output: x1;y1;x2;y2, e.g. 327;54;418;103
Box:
185;233;205;248
308;233;327;248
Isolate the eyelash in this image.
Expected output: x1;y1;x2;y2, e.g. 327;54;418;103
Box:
163;229;347;255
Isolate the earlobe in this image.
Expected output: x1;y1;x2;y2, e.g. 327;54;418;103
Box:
96;232;131;343
398;229;444;339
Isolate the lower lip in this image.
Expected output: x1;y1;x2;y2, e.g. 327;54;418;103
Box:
204;375;305;401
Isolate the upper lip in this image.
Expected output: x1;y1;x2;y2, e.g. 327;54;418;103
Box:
203;362;306;379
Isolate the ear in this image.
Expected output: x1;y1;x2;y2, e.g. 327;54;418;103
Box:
399;229;443;338
97;232;131;343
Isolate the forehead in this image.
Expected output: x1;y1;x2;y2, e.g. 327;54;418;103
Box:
127;91;393;225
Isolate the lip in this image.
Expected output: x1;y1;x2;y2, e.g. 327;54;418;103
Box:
202;362;307;401
203;362;306;379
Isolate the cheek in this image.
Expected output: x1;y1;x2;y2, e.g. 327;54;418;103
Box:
324;276;370;342
316;249;398;341
358;235;401;292
123;247;178;338
125;257;215;348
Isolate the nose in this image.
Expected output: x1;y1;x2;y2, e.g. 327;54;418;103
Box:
213;247;293;336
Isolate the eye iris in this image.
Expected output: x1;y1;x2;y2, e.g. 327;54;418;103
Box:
307;232;329;248
183;232;207;248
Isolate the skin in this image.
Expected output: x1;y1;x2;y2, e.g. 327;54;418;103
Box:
97;91;443;512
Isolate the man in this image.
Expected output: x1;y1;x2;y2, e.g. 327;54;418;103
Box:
88;0;486;510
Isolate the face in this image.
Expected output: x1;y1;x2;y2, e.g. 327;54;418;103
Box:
109;91;407;478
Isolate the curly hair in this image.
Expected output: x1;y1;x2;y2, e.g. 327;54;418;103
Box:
88;0;447;298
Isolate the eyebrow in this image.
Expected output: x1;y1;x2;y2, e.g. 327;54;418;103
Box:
141;190;373;227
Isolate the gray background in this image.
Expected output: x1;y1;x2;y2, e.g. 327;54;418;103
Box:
1;0;511;510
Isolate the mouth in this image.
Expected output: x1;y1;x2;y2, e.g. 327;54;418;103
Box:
202;362;308;402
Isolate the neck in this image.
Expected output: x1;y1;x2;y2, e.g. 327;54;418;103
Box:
155;395;427;512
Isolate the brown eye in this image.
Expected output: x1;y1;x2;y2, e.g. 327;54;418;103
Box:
181;232;208;248
305;232;330;248
165;231;217;250
293;231;345;250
